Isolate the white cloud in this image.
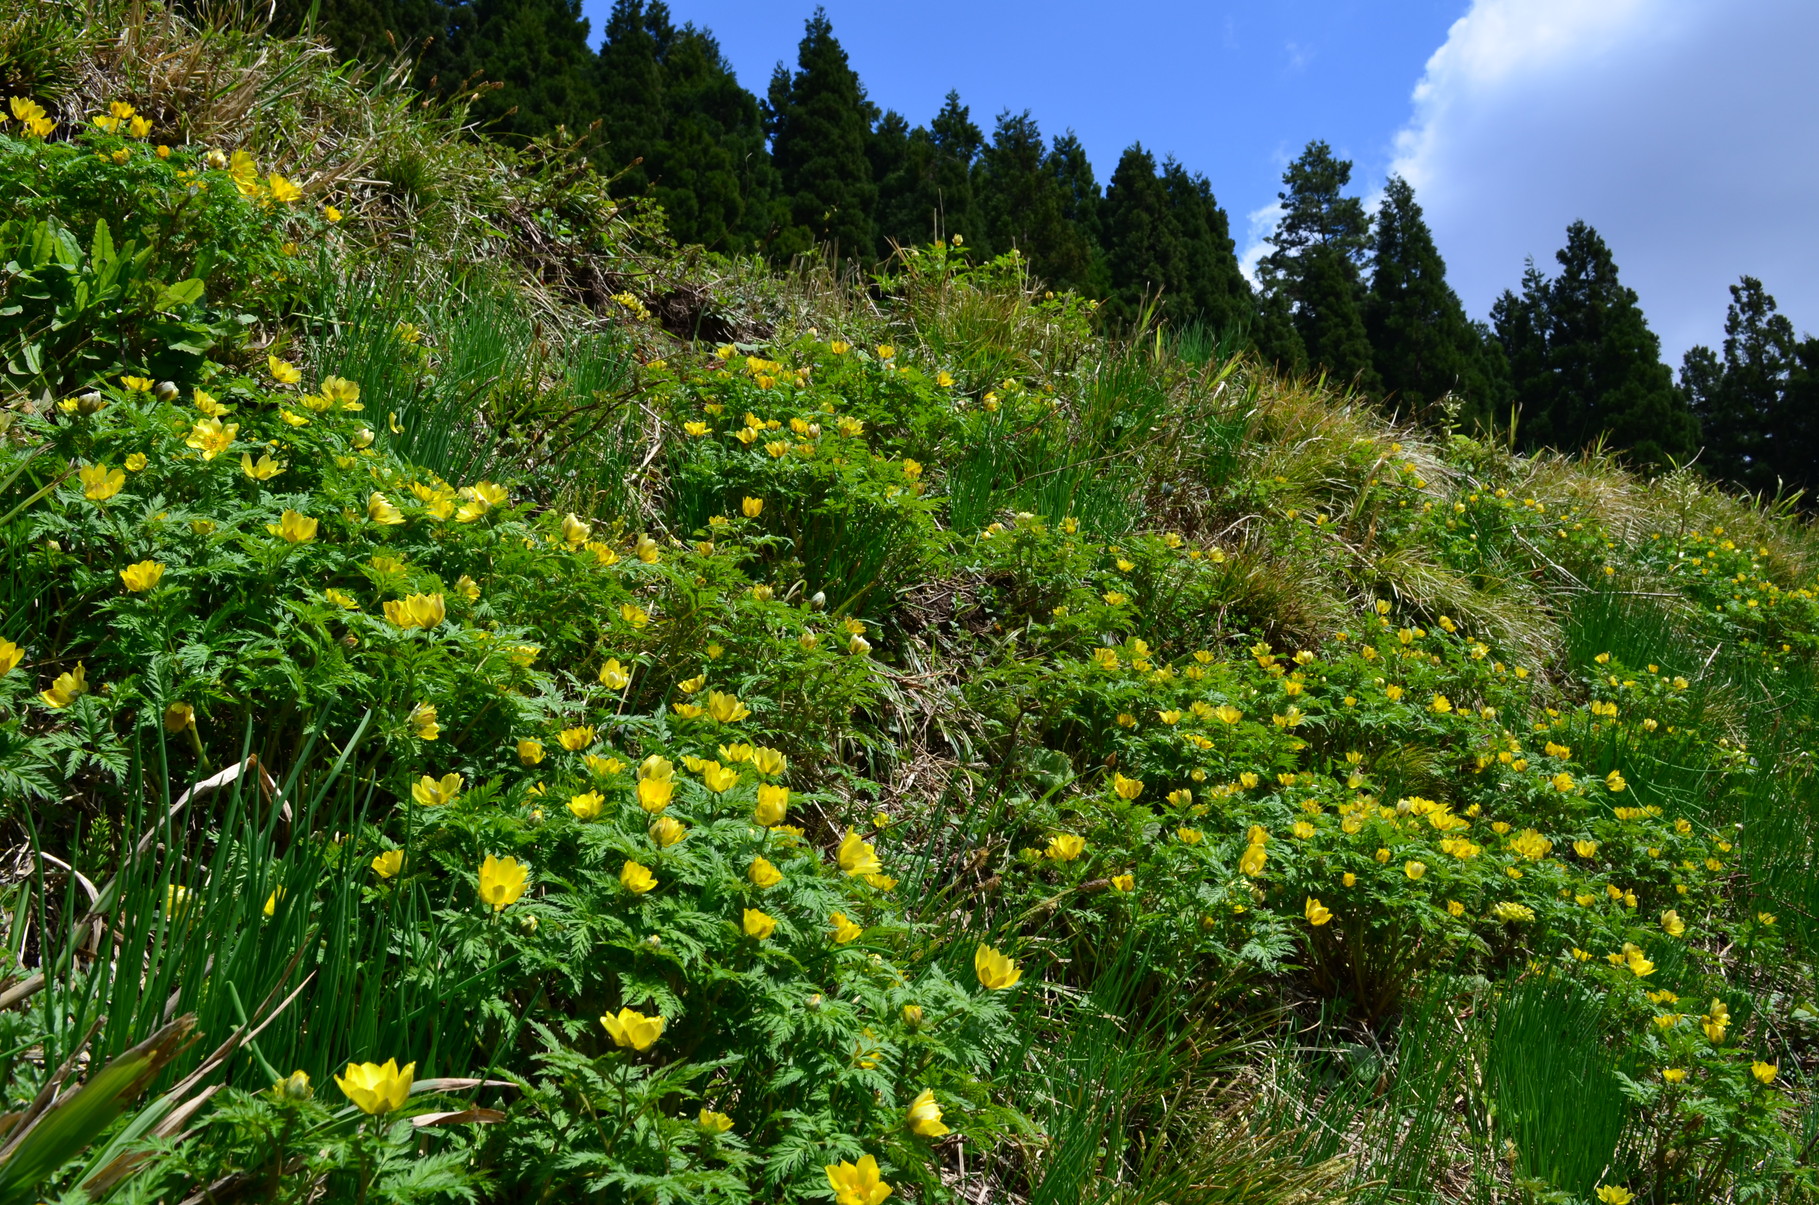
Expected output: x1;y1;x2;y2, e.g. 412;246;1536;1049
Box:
1390;0;1819;361
1238;201;1283;286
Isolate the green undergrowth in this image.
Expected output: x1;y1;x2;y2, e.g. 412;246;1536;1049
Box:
2;8;1819;1203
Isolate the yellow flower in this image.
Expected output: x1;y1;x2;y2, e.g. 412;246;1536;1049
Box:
1551;771;1576;792
409;702;439;741
743;908;777;939
1111;772;1143;800
696;1107;734;1132
371;849;404;878
748;856;783;889
561;512;590;546
163;701;194;732
40;663;86;709
701;762;740;793
598;658;630;689
411;772;462;807
906;1088;949;1137
1045;833;1085;861
511;738;544;766
1404;860;1427;880
830;911;863;943
620;860;657;893
184;417;238;460
1704;999;1730;1042
1662;1067;1687;1083
1238;843;1267;877
706;690;750;723
601;1006;664;1051
825;1154;893;1205
367;492;406;525
80;463;126;501
324;204;342;222
383;593;445;629
568;790;604;820
477;854;527;911
1509;829;1552;860
754;783;790;826
974;943;1022;990
241;451;285;480
1212;704;1242;724
557;725;595;752
620;603;650;628
649;815;687;847
123;452;148;472
267;355;302;385
1623;945;1655;977
1752;1060;1778;1085
268;510;318;542
1574;839;1599;858
1304;897;1333;926
1605;769;1627;792
335;1059;414;1115
1595;1188;1632;1205
119;560;165;592
838;829;882;877
638;777;674;811
1177;827;1203;845
1110;873;1134;892
1447;899;1465;916
1661;909;1686;937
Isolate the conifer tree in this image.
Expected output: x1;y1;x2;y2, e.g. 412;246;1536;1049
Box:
1494;222;1694;469
973;110;1050;261
269;0;448;68
763;8;878;262
1040;130;1106;295
1100;144;1176;328
1101;145;1254;336
594;0;668;190
1489;261;1550;440
1779;338;1819;496
872;93;983;256
646;22;779;252
1258;141;1379;393
1366;175;1506;426
442;0;599;140
1681;277;1801;493
1159;159;1253;338
974;115;1103;292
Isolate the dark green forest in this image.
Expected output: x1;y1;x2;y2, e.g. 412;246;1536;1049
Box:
272;0;1819;494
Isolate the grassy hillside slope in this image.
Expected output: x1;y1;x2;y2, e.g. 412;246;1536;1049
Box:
2;6;1818;1203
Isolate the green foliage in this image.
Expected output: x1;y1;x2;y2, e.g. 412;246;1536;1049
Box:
0;126;308;398
1365;175;1511;429
1493;220;1697;470
1258;140;1381;396
763;8;877;262
6;20;1819;1202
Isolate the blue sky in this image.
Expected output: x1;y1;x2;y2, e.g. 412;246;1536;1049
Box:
580;0;1819;362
